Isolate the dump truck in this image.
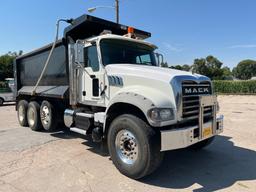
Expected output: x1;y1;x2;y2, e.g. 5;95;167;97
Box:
14;14;224;179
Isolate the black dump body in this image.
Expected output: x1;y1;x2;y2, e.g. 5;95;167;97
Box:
15;40;68;99
15;14;151;99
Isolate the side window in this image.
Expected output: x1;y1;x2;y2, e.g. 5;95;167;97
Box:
136;54;151;65
84;45;99;72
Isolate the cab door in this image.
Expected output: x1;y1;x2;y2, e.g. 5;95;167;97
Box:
76;42;105;106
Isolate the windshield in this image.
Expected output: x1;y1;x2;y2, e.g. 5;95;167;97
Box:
100;39;157;66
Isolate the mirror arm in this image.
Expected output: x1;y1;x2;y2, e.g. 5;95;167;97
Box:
155;53;164;67
75;61;95;79
100;85;108;96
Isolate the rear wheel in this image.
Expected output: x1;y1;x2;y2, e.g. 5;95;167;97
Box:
189;137;215;150
17;100;28;127
108;114;164;179
40;101;58;131
0;98;4;105
27;101;43;131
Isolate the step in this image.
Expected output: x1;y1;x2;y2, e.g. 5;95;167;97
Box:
76;112;94;118
70;127;87;135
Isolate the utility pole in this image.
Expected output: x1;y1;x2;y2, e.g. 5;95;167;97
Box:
88;0;120;24
115;0;119;24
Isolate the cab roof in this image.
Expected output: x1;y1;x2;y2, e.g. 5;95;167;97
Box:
87;34;158;49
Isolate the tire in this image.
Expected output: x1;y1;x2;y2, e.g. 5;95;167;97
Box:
189;136;215;150
107;114;164;179
17;100;29;127
27;101;43;131
40;100;58;131
0;98;4;105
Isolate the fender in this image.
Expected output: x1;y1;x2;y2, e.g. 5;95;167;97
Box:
105;86;177;127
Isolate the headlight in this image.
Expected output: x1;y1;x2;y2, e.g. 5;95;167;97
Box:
148;108;175;122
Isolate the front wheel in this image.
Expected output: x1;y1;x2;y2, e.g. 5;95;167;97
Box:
108;114;164;179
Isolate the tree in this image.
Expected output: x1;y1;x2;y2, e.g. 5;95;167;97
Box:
169;64;191;71
161;62;169;68
0;51;22;81
233;60;256;80
192;55;225;80
192;58;210;77
222;66;233;80
170;65;183;70
182;64;191;72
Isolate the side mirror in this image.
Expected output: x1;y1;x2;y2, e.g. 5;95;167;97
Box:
155;53;164;67
75;43;85;65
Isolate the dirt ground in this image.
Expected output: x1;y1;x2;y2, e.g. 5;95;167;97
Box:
0;95;256;192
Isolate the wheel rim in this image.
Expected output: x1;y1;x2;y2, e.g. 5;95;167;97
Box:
115;130;139;165
18;105;25;122
28;107;35;126
41;105;50;126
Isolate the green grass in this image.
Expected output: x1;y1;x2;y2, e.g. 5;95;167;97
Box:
213;80;256;94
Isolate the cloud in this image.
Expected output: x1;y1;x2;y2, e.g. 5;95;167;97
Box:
162;42;183;52
228;44;256;49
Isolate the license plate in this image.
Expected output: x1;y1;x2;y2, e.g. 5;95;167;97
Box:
203;127;212;138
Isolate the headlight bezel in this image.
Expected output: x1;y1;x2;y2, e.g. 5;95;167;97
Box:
148;108;175;122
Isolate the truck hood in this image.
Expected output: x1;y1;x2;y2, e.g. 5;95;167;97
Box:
105;64;208;82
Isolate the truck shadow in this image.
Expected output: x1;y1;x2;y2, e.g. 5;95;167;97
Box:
50;128;108;155
141;135;256;192
51;130;256;191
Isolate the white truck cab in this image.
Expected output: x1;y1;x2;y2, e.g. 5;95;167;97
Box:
70;32;224;149
15;14;223;179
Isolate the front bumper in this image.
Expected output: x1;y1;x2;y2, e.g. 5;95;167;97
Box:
160;95;223;151
160;115;223;151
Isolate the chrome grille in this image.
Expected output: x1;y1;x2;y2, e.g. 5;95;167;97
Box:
182;81;213;121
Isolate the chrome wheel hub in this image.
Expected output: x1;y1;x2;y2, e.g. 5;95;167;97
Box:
115;130;139;165
41;106;50;126
18;105;25;122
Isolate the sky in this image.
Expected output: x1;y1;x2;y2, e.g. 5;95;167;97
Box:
1;0;256;68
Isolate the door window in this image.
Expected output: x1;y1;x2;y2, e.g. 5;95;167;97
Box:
84;45;100;72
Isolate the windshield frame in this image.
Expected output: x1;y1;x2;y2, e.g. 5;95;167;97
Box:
99;38;157;67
